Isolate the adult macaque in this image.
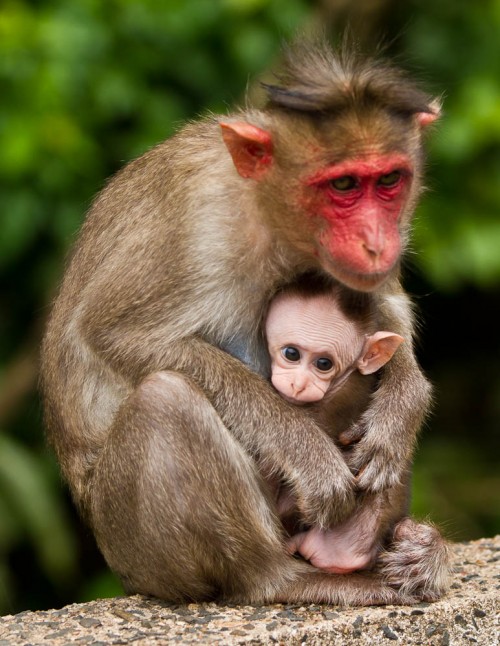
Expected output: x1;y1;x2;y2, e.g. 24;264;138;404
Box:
264;277;406;574
41;39;450;605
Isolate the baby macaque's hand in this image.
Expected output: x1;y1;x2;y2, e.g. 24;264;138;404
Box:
337;422;368;481
338;421;365;448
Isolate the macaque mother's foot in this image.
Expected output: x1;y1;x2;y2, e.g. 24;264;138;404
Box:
378;518;451;601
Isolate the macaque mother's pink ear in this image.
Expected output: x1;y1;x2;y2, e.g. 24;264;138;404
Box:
357;332;404;375
220;121;273;179
416;98;442;127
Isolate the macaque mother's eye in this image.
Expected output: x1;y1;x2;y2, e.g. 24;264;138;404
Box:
378;170;401;187
314;357;333;371
282;346;301;362
329;175;357;191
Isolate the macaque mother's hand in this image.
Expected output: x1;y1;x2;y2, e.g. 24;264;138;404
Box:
343;421;409;493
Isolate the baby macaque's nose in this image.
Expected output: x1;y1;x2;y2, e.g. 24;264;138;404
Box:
291;372;309;394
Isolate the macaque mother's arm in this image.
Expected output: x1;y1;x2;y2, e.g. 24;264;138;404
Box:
80;298;356;528
344;281;432;492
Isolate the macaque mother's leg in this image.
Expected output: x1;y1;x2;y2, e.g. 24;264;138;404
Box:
88;371;418;606
89;371;290;603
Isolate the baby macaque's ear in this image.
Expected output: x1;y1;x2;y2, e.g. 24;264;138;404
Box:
357;332;404;375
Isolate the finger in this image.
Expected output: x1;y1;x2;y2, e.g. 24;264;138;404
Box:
338;425;365;446
286;532;306;554
353;464;367;490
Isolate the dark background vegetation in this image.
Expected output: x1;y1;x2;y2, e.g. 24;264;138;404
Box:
1;0;499;614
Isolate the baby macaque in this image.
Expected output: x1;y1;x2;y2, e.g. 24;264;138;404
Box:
265;277;404;574
266;287;403;405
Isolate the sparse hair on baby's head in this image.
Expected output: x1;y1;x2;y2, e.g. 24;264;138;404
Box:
271;271;375;332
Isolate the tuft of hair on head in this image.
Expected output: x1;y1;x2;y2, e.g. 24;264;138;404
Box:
273;271;375;330
262;34;437;120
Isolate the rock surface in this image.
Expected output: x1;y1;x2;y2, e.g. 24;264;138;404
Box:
1;536;498;645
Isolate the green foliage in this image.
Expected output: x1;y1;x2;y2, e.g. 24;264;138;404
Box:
0;0;311;298
402;0;500;290
0;0;498;613
0;434;77;610
412;439;500;541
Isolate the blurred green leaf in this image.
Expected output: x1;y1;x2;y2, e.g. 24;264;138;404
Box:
0;495;19;551
0;194;43;268
0;433;77;584
0;560;14;615
78;570;124;603
223;0;270;13
414;203;500;290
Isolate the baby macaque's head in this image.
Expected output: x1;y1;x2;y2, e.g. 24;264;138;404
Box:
266;290;403;404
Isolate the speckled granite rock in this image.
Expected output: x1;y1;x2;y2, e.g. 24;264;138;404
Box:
1;536;498;645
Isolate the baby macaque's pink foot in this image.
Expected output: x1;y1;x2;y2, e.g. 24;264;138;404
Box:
287;525;377;574
378;518;451;601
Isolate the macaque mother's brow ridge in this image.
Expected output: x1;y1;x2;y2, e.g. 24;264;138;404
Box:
306;153;413;185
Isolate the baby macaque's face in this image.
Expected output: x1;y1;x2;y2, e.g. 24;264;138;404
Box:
266;294;364;404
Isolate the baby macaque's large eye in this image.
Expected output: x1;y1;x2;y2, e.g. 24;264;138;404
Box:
314;357;333;372
282;346;301;362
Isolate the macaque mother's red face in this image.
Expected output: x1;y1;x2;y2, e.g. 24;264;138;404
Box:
302;153;412;289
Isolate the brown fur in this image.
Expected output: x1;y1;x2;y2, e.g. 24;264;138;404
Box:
41;38;449;604
264;38;435;117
